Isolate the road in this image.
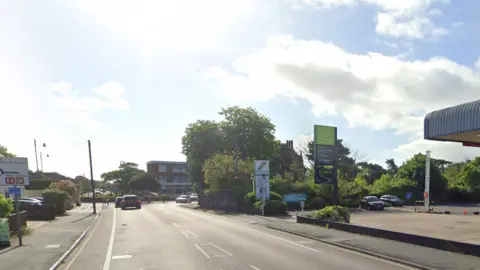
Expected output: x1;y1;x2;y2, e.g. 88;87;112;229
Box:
60;202;417;270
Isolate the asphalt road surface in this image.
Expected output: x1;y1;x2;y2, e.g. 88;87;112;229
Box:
60;203;418;270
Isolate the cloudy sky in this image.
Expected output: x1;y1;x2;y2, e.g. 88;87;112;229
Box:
1;0;480;179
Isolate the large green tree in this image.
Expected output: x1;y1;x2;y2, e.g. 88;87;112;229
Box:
397;153;447;200
0;145;15;157
101;162;143;193
202;153;252;193
128;172;160;192
385;158;398;175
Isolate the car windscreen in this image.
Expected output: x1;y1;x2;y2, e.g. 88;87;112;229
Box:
366;197;380;202
124;196;138;201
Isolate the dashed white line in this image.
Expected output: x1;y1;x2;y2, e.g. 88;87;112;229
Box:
180;230;190;239
194;243;211;259
208;242;233;256
112;254;132;260
186;230;199;238
103;208;117;270
250;266;261;270
256;231;321;253
172;222;181;228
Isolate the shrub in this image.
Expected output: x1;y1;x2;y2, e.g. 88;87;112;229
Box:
244;191;282;205
254;200;287;216
269;191;283;201
0;194;13;218
306;197;326;210
42;188;68;215
306;206;350;223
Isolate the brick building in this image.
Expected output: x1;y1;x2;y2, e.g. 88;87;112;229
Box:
146;161;191;195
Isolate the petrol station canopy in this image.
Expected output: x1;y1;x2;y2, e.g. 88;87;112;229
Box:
424;100;480;145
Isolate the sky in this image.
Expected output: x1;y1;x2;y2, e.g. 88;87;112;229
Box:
1;0;480;179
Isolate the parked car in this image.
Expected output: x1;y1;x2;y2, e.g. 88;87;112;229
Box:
189;193;198;201
380;195;404;207
360;196;385;211
115;196;124;208
121;195;141;210
176;195;191;203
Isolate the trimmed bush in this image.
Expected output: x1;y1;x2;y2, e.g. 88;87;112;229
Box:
254;200;287;216
306;197;326;210
269;191;283;201
244;191;282;206
306;206;350;223
42;189;68;215
0;194;13;218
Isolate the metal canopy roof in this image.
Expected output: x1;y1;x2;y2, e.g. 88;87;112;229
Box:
424;100;480;142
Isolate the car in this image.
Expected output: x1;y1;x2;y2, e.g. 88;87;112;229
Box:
120;195;141;210
189;193;198;201
380;195;404;207
115;196;124;208
176;195;191;203
360;196;384;211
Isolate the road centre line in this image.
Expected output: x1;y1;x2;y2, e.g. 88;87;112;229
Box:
103;208;117;270
186;230;199;238
194;243;211;259
208;242;233;256
250;266;261;270
180;230;190;239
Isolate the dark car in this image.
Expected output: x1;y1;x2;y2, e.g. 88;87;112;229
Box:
360;196;384;211
121;195;141;210
380;195;404;207
115;196;123;208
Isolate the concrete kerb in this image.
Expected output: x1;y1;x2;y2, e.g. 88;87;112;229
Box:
265;225;434;270
49;207;104;270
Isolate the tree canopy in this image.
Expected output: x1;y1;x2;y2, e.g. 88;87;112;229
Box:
0;145;15;157
101;162;148;193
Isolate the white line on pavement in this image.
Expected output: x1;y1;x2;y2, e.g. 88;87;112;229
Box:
103;208;117;270
112;255;132;260
172;222;181;228
256;231;322;253
250;266;261;270
194;243;211;259
208;242;233;256
180;230;190;239
63;211;105;270
186;230;199;238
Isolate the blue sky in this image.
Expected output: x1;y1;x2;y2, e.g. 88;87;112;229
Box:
2;0;480;179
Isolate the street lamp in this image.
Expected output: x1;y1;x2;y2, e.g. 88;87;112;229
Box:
40;142;49;172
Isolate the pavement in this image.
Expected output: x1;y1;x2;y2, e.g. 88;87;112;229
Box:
54;202;480;270
0;203;102;270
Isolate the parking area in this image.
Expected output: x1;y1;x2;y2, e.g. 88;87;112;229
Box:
351;208;480;245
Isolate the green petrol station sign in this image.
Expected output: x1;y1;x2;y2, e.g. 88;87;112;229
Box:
314;125;337;185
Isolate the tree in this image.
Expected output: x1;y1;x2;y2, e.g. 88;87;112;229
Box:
202;153;252;193
101;162;143;193
385;159;398;175
219;106;280;160
0;145;15;157
49;180;78;199
76;176;91;193
128;172;160;192
397;153;447;200
357;162;385;184
432;158;452;173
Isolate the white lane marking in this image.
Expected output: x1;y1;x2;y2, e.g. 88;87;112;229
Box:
112;254;132;260
194;243;211;259
180;230;190;239
172;222;181;228
45;244;60;248
103;207;117;270
186;230;199;238
250;266;261;270
208;242;233;256
256;231;321;253
63;211;105;270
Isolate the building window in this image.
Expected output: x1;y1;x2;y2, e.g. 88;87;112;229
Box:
172;165;187;173
158;176;167;182
158;165;167;172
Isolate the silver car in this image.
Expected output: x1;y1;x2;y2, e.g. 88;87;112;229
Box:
176;195;191;203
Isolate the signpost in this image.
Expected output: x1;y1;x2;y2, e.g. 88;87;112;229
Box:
425;150;431;211
300;201;305;213
313;125;338;204
0;157;29;246
254;160;270;216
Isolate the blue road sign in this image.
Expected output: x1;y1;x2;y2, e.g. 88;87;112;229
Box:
7;187;21;196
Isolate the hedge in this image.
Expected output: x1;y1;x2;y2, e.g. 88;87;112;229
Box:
306;206;350;223
0;194;13;218
253;200;287;216
42;189;68;215
244;191;283;205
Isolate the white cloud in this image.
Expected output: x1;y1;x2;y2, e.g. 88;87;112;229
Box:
205;34;480;162
297;0;451;39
